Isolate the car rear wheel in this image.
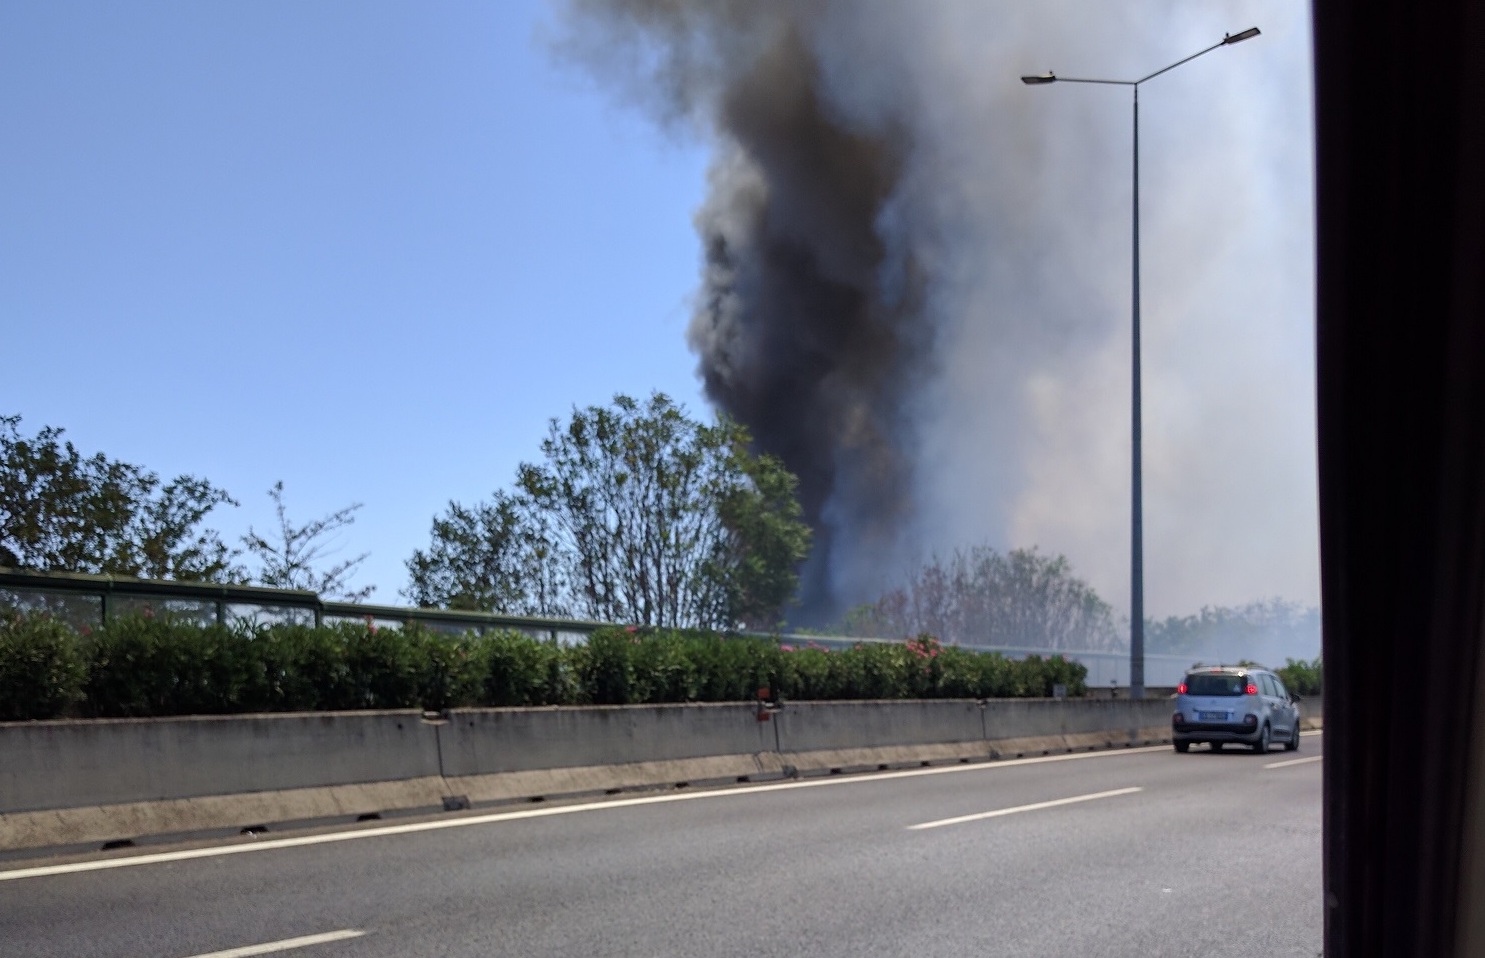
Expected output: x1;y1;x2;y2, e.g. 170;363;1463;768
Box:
1174;740;1190;753
1285;724;1300;751
1255;723;1271;754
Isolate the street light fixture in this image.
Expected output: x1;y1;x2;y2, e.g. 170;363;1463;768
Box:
1021;28;1260;700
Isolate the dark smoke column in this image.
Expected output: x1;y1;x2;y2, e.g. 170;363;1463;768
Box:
557;2;931;621
584;9;926;623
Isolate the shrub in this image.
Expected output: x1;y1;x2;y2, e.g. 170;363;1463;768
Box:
236;622;351;712
0;609;86;720
1277;656;1322;696
687;632;770;702
0;609;1099;717
408;628;487;711
327;621;423;710
83;612;253;717
477;629;573;707
578;628;639;705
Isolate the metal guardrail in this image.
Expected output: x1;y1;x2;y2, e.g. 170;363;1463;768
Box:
0;567;1199;684
0;567;610;642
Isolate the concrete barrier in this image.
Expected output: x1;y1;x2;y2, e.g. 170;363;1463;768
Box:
440;704;772;775
439;704;779;804
0;710;441;813
5;693;1316;856
0;711;448;852
1301;693;1325;730
772;700;989;772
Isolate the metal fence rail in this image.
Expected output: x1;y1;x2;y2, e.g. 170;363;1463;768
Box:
0;567;609;644
0;567;1198;684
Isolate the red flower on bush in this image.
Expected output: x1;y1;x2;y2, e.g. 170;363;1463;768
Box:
906;635;941;660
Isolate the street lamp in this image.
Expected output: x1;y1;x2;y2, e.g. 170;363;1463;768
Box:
1021;27;1260;700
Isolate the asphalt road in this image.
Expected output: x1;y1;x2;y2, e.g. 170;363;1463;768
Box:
0;733;1324;958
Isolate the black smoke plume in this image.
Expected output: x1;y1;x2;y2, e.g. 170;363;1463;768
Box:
556;2;927;622
552;1;1321;627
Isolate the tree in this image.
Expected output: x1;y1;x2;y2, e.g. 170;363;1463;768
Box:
404;393;812;629
1147;599;1321;660
835;546;1123;651
117;476;242;581
706;434;812;629
0;414;239;581
517;393;811;629
403;490;566;616
241;481;373;601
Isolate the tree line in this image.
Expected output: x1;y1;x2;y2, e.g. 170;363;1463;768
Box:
3;403;1317;649
0;414;370;598
402;392;812;630
1;394;814;630
820;549;1320;658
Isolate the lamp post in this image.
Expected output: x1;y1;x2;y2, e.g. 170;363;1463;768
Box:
1021;27;1260;700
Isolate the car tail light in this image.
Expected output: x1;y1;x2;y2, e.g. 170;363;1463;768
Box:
1246;683;1258;695
1177;682;1188;694
1173;712;1185;724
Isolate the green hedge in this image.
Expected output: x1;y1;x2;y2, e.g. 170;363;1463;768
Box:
0;612;1088;720
0;609;87;721
1276;656;1322;696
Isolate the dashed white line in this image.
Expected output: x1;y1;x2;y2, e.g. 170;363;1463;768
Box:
1264;755;1323;769
0;744;1175;883
180;929;364;958
907;786;1143;830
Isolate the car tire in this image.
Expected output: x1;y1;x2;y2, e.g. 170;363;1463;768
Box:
1255;723;1271;754
1174;740;1190;753
1285;724;1300;752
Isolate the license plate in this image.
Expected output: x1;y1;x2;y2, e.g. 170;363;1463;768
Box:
1198;711;1229;721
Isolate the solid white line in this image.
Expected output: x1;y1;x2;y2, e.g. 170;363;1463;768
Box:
181;929;364;958
0;743;1174;883
907;786;1143;830
1264;755;1323;769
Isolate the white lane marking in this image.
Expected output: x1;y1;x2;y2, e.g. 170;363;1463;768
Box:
1264;755;1323;769
907;786;1143;830
0;743;1175;883
1300;729;1324;737
181;929;364;958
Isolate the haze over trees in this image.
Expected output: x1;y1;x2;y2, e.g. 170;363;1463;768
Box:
1145;599;1321;659
830;546;1124;651
830;549;1321;658
405;393;813;631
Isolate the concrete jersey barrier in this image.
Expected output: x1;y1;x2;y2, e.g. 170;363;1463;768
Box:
0;711;439;814
0;695;1285;854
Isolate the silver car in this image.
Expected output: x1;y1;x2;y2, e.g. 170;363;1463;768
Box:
1171;666;1302;753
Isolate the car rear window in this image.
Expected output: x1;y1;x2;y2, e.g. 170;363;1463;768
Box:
1185;673;1247;696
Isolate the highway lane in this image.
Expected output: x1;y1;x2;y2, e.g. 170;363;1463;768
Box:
0;733;1323;958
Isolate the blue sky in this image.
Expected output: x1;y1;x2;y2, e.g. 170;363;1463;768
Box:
2;2;1317;620
2;0;712;601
